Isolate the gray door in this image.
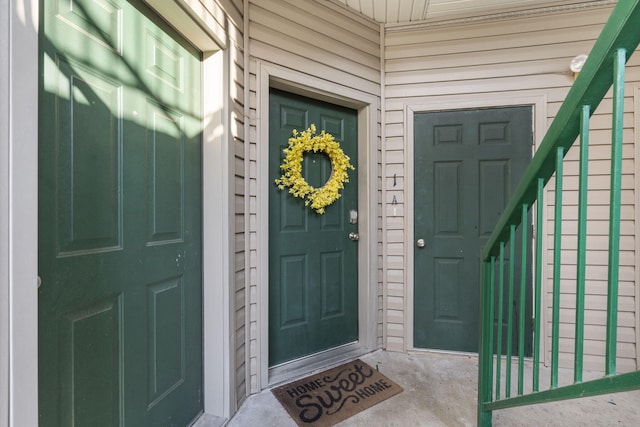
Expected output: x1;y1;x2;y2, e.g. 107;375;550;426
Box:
414;106;533;353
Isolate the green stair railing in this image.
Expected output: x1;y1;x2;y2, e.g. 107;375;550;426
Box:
478;1;640;425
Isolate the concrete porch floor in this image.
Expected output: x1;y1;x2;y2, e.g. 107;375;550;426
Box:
224;350;640;426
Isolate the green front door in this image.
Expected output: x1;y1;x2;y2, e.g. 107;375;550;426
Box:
414;106;533;353
269;89;359;366
38;0;203;425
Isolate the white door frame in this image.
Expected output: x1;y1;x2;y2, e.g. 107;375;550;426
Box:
202;49;235;419
256;61;380;389
404;93;547;353
2;0;235;423
2;1;39;425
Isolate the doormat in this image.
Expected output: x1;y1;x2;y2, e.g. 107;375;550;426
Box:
272;359;403;427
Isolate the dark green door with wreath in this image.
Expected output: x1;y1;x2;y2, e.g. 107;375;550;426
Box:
269;89;358;366
38;0;203;425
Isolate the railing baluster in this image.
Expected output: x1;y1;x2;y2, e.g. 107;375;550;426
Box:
479;260;493;427
575;105;590;383
488;255;496;401
533;178;544;392
551;147;564;388
518;204;528;395
496;242;505;400
606;47;626;375
506;225;516;398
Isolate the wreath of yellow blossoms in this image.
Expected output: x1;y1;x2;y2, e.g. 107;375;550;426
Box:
275;124;355;214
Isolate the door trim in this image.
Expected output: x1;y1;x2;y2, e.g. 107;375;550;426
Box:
2;1;40;425
256;61;379;389
203;49;234;419
405;93;547;354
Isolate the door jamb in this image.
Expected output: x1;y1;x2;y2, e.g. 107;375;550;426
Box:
256;61;379;390
405;93;547;354
2;1;39;425
202;48;234;419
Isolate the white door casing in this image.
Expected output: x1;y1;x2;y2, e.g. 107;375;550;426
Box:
404;93;547;354
256;61;380;389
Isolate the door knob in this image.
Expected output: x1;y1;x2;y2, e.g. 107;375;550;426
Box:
416;238;425;248
349;232;360;241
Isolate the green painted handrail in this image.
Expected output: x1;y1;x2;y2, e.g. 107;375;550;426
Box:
478;1;640;425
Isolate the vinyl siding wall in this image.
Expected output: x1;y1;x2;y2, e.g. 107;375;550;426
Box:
246;0;382;393
383;4;638;372
226;0;248;405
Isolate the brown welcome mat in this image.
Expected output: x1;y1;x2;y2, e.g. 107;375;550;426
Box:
272;359;403;426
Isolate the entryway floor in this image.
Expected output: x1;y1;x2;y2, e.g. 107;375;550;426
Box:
224;350;640;426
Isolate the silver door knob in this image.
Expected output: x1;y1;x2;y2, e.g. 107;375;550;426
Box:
349;232;360;241
416;239;425;248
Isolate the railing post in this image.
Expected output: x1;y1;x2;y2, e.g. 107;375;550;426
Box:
606;47;626;375
533;179;544;392
496;243;505;399
551;147;564;388
478;260;494;427
506;225;516;398
575;105;590;382
489;256;496;399
518;204;528;396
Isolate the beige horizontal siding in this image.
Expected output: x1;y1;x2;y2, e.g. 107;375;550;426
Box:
385;7;607;47
249;0;380;89
247;0;381;393
383;4;637;370
215;0;243;29
558;352;637;375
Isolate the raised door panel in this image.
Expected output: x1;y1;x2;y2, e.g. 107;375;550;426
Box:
320;251;346;319
434;162;462;236
53;0;124;55
147;278;185;409
280;255;309;328
54;59;123;255
433;257;462;322
59;295;124;426
479;160;510;237
146;102;185;245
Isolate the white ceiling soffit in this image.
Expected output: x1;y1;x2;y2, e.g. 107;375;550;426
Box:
329;0;615;24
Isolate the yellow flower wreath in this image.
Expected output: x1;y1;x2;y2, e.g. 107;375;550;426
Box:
275;124;355;214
